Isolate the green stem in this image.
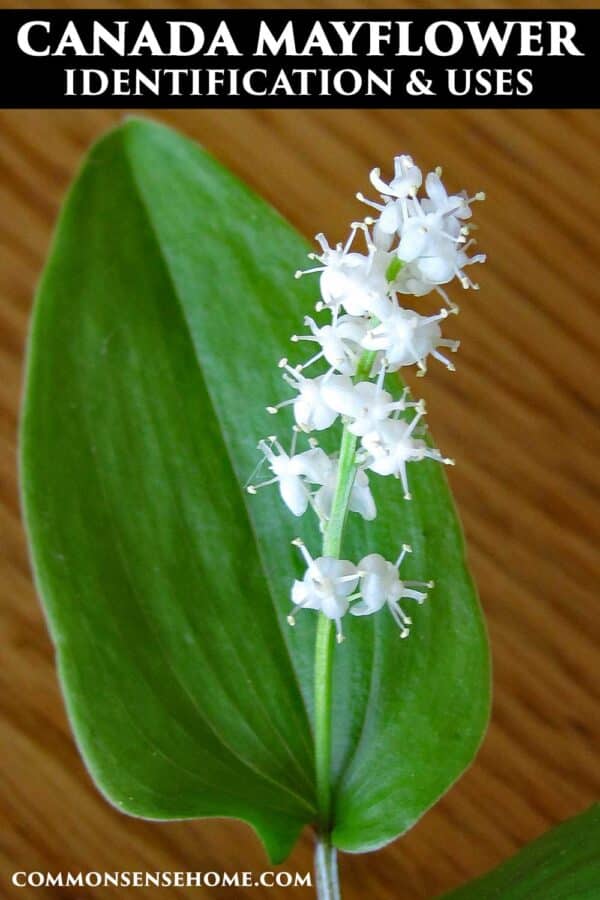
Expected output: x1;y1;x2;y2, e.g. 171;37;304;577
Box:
313;349;377;880
314;834;341;900
314;425;358;826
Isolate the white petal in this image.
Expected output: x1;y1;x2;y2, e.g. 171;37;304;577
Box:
320;269;348;304
320;375;358;417
279;476;309;516
369;166;392;195
360;573;388;611
317;557;359;595
313;483;334;519
373;222;394;250
358;553;389;576
312;404;340;431
290;448;332;484
398;226;428;262
291;579;309;606
349;599;376;617
366;456;396;477
360;329;388;352
425;171;448;208
336;316;369;343
341;285;370;317
378;202;402;234
320;593;349;620
349;483;376;521
416;255;454;284
294;395;337;432
364;291;395;321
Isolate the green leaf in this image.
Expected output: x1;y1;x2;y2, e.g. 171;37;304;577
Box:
442;805;600;898
20;119;490;860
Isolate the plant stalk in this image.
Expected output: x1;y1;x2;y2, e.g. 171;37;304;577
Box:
313;349;376;896
314;834;341;900
314;424;358;827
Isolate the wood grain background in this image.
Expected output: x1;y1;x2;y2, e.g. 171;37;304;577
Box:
1;1;599;897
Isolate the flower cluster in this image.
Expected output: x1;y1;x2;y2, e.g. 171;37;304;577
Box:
248;155;485;641
289;539;431;643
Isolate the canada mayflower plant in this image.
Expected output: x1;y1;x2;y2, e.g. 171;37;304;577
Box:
22;121;598;900
246;153;485;897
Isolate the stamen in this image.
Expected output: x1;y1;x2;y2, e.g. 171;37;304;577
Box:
431;350;456;372
297;350;324;371
399;463;411;500
291;537;314;568
356;191;385;212
406;409;425;438
295;265;324;279
247;476;278;493
343;222;361;254
266;398;294;414
388;602;410;637
436;286;458;312
395;544;413;567
244;453;268;488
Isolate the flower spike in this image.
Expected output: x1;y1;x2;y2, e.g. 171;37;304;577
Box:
247;151;484;642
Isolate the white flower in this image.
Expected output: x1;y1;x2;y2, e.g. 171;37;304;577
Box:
350;545;432;637
321;365;420;435
391;201;480;292
290;314;368;375
289;539;360;642
371;220;395;252
369;154;423;200
358;159;485;295
295;229;368;314
422;168;485;221
362;306;460;374
296;226;393;319
362;409;453;499
407;233;485;290
271;361;339;432
356;155;422;237
288;445;331;484
247;436;325;516
394;198;465;266
391;263;449;304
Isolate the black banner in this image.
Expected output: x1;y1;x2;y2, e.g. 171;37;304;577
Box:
1;8;597;109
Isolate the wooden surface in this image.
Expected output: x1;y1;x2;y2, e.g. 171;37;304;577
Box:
1;2;599;898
